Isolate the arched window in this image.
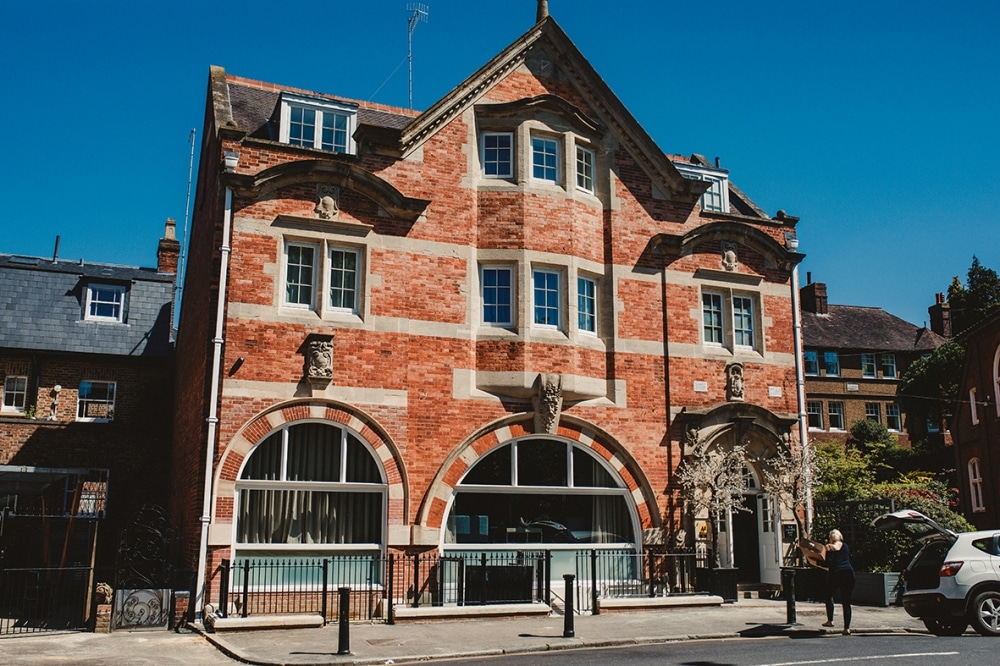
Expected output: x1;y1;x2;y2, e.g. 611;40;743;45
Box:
445;437;636;547
993;344;1000;418
235;422;386;555
969;458;985;513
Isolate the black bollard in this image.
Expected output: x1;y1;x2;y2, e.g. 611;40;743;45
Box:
782;568;797;625
563;573;575;638
337;587;351;655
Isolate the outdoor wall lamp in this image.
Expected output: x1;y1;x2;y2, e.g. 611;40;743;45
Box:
223;151;239;173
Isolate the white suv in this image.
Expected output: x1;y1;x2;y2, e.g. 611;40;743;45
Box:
873;509;1000;636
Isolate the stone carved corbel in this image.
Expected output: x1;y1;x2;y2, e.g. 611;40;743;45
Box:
726;362;744;402
533;373;563;434
315;184;340;220
305;333;334;390
721;240;739;272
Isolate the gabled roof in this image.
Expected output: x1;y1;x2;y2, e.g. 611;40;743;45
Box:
0;254;174;357
802;304;946;352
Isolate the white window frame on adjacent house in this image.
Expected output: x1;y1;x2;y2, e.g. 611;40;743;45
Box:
865;402;882;424
327;247;360;314
577;275;597;335
807;401;824;430
85;283;126;322
804;351;819;376
481;265;514;327
2;375;28;413
861;353;877;378
824;351;840;377
828;402;845;431
882;353;897;379
279;93;357;154
77;380;116;423
969;458;985;513
575;145;595;193
532;268;561;329
283;241;319;310
531;135;560;183
672;162;730;213
481;132;514;179
970;388;980;425
886;403;902;432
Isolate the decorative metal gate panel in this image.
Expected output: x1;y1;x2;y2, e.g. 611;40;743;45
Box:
112;505;171;630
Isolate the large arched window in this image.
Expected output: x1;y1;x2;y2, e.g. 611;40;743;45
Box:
235;422;386;556
445;437;636;547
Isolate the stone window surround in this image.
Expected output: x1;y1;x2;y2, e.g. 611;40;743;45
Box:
279;233;367;324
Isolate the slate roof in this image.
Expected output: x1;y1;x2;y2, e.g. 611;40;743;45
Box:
802;304;946;352
0;254;174;357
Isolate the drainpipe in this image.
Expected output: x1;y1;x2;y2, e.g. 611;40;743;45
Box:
194;152;238;622
786;234;813;535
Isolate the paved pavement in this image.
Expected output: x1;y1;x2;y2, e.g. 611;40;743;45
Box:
0;599;927;666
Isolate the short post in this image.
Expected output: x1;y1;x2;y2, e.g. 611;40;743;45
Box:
782;568;797;625
337;587;351;655
590;549;599;615
563;573;575;638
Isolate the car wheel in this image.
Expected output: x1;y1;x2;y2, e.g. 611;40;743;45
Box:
923;618;967;636
970;591;1000;636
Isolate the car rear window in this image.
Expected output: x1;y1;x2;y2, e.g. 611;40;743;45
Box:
972;536;1000;555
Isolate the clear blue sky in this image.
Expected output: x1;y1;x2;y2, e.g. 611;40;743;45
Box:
3;0;997;328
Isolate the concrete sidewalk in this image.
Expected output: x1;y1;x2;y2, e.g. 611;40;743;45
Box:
199;599;926;665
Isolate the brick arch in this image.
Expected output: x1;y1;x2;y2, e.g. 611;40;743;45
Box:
419;414;660;533
213;399;407;531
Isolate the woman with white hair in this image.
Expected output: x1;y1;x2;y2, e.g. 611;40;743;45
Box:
822;528;856;634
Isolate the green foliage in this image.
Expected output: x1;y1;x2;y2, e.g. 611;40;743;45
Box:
813;441;872;501
947;256;1000;334
898;340;967;424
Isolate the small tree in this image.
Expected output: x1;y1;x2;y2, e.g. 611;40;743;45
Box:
678;435;750;568
758;439;820;544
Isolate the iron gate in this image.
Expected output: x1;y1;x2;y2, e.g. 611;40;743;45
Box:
112;504;172;630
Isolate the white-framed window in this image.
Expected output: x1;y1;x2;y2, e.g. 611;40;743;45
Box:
482;266;514;326
575;146;595;193
283;242;318;309
807;401;824;430
531;136;559;182
886;403;902;431
882;353;897;379
732;295;755;348
828;402;845;430
2;375;28;413
85;283;126;322
532;268;561;329
970;388;980;425
702;292;724;345
804;351;819;376
235;421;386;554
328;247;359;314
77;380;115;422
969;458;985;513
279;93;357;154
824;352;840;376
865;402;881;424
482;132;513;178
577;275;597;334
861;353;877;378
672;162;729;213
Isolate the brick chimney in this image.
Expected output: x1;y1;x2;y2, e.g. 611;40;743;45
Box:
800;274;827;314
157;217;181;274
928;292;952;337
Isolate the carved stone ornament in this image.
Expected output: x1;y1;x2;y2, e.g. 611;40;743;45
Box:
308;340;333;379
726;362;745;402
721;240;739;272
533;373;563;435
315;184;341;220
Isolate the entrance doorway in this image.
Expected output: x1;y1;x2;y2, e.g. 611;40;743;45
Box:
732;496;761;583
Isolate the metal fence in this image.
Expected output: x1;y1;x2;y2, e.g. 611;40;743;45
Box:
573;549;699;614
0;566;94;635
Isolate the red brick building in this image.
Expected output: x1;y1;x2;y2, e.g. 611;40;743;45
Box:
173;12;805;617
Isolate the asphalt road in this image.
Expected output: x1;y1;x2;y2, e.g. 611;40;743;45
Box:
445;633;993;665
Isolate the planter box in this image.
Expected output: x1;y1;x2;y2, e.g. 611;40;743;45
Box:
852;572;901;607
695;567;738;603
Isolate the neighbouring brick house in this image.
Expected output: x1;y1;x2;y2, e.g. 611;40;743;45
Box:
0;221;177;584
949;309;1000;528
799;277;947;449
173;9;807;618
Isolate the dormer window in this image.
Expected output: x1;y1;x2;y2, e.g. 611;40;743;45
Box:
482;132;513;178
279;93;357;154
673;162;730;213
85;283;126;323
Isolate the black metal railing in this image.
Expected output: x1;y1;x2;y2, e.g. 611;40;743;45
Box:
574;549;699;614
0;566;93;635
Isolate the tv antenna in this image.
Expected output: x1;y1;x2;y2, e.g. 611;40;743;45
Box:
407;3;428;109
